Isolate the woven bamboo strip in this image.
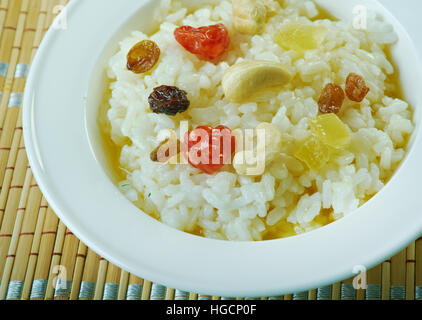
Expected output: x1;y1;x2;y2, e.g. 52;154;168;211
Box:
165;287;175;300
0;0;56;229
0;0;32;141
93;258;108;300
0;0;47;202
189;292;198;300
126;274;143;300
390;249;406;300
20;198;48;300
117;270;129;300
0;127;26;236
0;0;9;39
416;238;422;300
5;178;42;300
78;249;100;300
405;242;415;300
0;0;22;120
0;167;31;299
330;282;340;300
69;242;87;300
0;0;25;226
29;206;58;300
308;289;317;300
381;259;391;300
0;2;43;299
0;0;60;236
281;294;290;300
102;263;121;300
44;220;66;299
94;258;108;300
356;288;365;300
0;0;51;235
366;265;382;300
141;280;152;300
53;229;79;300
0;0;25;136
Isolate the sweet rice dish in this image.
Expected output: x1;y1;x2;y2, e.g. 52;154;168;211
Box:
101;0;414;241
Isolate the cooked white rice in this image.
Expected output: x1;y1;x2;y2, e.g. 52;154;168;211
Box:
106;0;414;241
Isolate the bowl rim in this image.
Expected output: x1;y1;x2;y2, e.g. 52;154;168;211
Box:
22;0;422;297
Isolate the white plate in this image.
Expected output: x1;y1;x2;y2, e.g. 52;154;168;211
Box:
23;0;422;297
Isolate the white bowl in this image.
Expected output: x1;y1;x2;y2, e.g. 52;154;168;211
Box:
23;0;422;297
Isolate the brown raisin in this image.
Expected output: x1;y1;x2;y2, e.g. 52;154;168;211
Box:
345;73;370;102
148;85;190;116
127;40;160;74
150;138;181;163
318;83;345;114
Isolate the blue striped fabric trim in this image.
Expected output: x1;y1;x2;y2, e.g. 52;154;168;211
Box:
103;283;119;300
6;280;24;300
317;286;332;300
79;281;95;299
415;286;422;300
390;285;405;300
126;284;143;300
0;62;8;77
341;283;356;300
54;279;72;298
293;292;308;300
14;63;29;78
365;284;381;300
174;289;189;300
8;92;23;108
30;279;48;299
150;283;166;300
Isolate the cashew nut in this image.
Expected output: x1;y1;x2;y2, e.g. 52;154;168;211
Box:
232;0;267;35
222;60;292;103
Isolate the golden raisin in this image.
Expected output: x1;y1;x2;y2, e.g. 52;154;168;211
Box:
127;40;160;74
345;73;370;102
318;83;345;114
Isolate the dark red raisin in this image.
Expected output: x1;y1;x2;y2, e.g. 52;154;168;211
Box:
148;85;190;116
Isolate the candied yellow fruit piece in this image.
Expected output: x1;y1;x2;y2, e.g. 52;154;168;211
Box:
275;22;328;52
294;136;331;171
310;114;351;149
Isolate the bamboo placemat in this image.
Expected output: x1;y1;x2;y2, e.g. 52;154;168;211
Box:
0;0;421;301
